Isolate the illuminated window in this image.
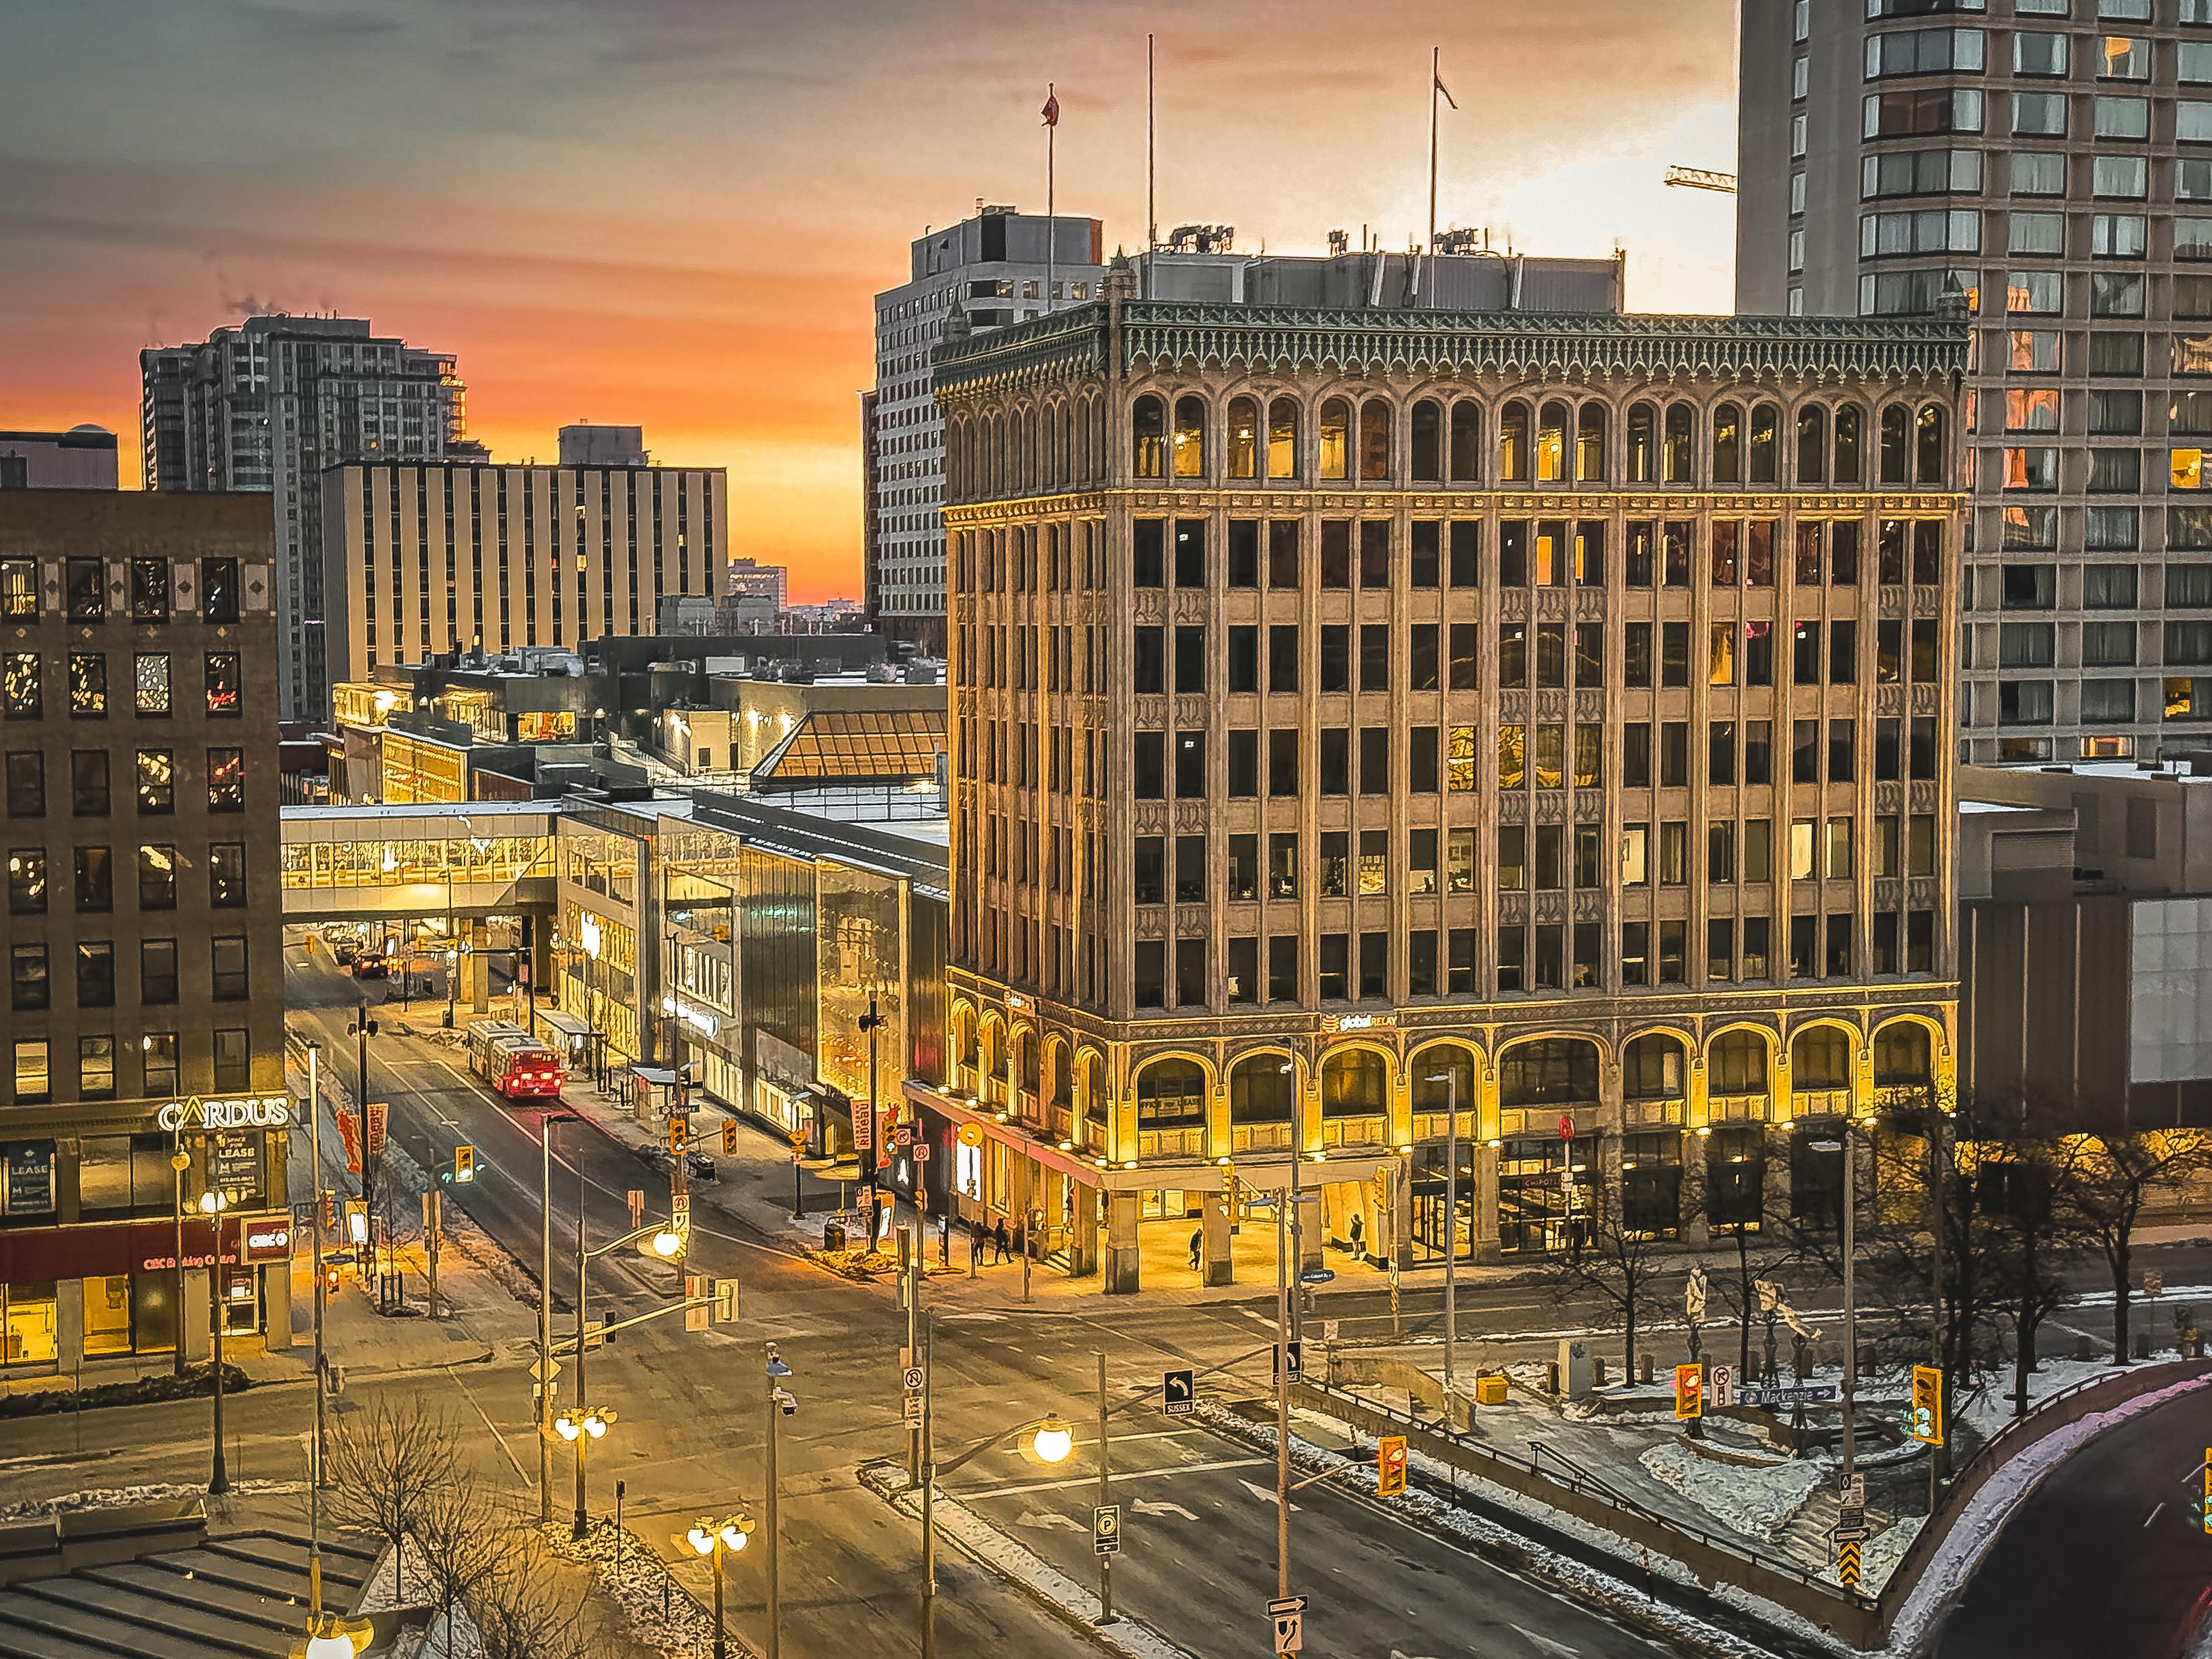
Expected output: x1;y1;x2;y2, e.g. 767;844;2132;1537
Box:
67;654;106;718
134;654;170;716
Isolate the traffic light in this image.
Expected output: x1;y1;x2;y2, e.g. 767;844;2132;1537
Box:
722;1119;738;1155
321;1189;336;1229
2197;1449;2212;1534
453;1144;475;1184
1377;1434;1407;1497
1910;1364;1944;1445
670;1118;690;1156
1675;1363;1705;1420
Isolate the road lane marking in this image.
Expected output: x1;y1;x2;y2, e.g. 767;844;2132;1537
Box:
954;1455;1267;1500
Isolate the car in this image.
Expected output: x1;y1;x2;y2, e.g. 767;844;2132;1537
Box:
686;1152;717;1182
642;1149;718;1182
331;942;359;967
352;954;390;980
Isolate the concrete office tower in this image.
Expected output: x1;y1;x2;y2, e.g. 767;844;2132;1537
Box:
140;314;469;720
867;207;1107;654
1739;2;2212;762
0;492;292;1368
318;459;727;688
559;425;648;467
926;272;1965;1292
0;426;120;490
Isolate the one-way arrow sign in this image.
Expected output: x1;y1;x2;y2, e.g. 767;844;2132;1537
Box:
1163;1368;1194;1416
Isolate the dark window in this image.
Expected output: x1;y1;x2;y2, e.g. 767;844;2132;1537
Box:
1318;933;1349;1000
1174;626;1206;694
1360;624;1389;692
1359;933;1388;999
1319;730;1349;794
1410;726;1439;792
1410;521;1441;588
1267;521;1299;587
213;1028;251;1091
1268;730;1299;795
1448;624;1478;689
1132;628;1163;693
71;751;108;817
74;847;112;913
1174;732;1205;796
1359;521;1390;587
1228;520;1259;588
1174;834;1205;904
10;944;47;1011
211;935;249;1003
1409;624;1439;691
1132;733;1164;798
1267;935;1299;1002
1359;728;1389;794
141;939;178;1005
76;941;114;1009
1269;626;1299;693
1228;626;1259;692
1661;622;1689;686
1132;837;1164;905
1226;937;1259;1004
1448;521;1480;585
5;753;42;818
1320;625;1350;692
1228;730;1259;796
1173;520;1205;588
1133;520;1165;587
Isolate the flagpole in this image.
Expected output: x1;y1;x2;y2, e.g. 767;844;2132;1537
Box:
1047;81;1056;316
1146;32;1156;293
1427;45;1439;281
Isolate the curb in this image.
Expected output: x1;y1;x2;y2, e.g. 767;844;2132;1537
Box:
857;1461;1196;1659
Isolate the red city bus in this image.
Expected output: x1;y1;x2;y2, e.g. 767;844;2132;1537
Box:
466;1020;564;1101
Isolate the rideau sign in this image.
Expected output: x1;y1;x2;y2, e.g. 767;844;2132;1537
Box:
155;1095;293;1133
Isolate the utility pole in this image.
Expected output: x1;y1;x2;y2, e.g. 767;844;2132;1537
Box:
1274;1176;1292;1600
572;1145;589;1540
308;1043;329;1485
905;1225;922;1486
860;997;884;1244
1928;1107;1947;1513
208;1190;228;1494
765;1346;789;1659
539;1115;555;1524
1841;1119;1858;1487
170;1130;188;1379
1096;1348;1113;1623
920;1313;938;1659
1441;1067;1459;1401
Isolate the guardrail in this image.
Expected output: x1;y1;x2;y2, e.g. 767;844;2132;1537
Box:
1300;1379;1878;1646
1870;1357;2212;1641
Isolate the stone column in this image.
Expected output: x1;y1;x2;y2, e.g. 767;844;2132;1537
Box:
182;1272;212;1364
1070;1183;1099;1278
1105;1190;1140;1295
55;1280;83;1370
1206;1082;1231;1165
1474;1142;1503;1265
262;1259;293;1353
469;919;490;1013
1203;1193;1233;1287
1389;1160;1415;1272
1681;1128;1712;1249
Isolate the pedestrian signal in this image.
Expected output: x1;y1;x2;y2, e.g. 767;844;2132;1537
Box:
1377;1434;1408;1497
1675;1363;1705;1420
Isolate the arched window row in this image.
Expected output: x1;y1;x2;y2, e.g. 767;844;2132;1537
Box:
1113;391;1953;495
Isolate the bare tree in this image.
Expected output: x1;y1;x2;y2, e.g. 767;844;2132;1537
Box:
467;1528;595;1659
2051;1127;2211;1365
324;1393;462;1597
409;1457;507;1650
1546;1157;1669;1379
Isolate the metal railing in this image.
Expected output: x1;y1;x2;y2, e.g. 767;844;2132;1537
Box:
1313;1378;1862;1605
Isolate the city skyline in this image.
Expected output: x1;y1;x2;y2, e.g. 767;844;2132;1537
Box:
1;0;1738;602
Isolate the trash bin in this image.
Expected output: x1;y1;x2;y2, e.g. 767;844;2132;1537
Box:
1476;1374;1509;1406
823;1221;846;1253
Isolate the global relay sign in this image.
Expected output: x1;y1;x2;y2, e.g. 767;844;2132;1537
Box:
156;1094;294;1133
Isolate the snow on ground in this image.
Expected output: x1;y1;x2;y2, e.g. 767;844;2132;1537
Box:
1639;1440;1827;1542
0;1479;298;1520
549;1518;729;1659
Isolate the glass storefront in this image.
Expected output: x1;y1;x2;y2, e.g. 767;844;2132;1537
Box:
81;1270;180;1357
1410;1141;1477;1263
0;1282;58;1365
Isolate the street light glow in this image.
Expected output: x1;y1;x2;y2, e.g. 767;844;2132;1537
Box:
1032;1416;1074;1464
650;1227;683;1257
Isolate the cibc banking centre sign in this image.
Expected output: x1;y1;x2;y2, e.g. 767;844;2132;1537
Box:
155;1094;294;1133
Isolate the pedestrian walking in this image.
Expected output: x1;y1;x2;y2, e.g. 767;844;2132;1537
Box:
1348;1212;1365;1258
993;1218;1010;1264
1188;1227;1204;1273
970;1218;986;1272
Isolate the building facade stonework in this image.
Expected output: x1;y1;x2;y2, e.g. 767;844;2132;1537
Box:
915;271;1971;1293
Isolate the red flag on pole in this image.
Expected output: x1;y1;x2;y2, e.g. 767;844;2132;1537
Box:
1042;84;1060;126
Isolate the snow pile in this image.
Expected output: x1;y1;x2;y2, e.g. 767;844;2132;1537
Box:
547;1518;731;1659
357;1543;485;1658
0;1479;297;1520
1639;1441;1824;1541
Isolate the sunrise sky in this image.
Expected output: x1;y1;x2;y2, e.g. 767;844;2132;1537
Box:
1;0;1739;602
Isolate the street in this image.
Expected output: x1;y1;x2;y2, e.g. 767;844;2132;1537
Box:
277;950;1693;1657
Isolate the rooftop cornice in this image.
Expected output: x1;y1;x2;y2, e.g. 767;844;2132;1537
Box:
933;301;1969;400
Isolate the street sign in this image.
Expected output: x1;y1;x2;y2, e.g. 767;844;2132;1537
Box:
894;1123;913;1149
1710;1363;1734;1409
1743;1384;1838;1406
1269;1600;1306;1655
672;1192;691;1235
1910;1364;1944;1446
855;1107;876;1152
902;1365;926;1393
1093;1504;1121;1556
421;1190;441;1236
1838;1537;1864;1590
914;1141;930;1163
530;1356;563;1384
1837;1504;1866;1537
957;1122;985;1148
713;1278;737;1325
366;1100;389;1157
1299;1267;1336;1285
686;1274;711;1332
1675;1364;1705;1420
1841;1472;1865;1509
627;1189;645;1229
901;1393;924;1428
1558;1115;1574;1141
1377;1434;1407;1497
1274;1341;1303;1386
1164;1369;1195;1416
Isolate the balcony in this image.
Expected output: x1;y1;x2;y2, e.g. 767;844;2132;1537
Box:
1319;1115;1386;1151
1231;1122;1293;1155
1706;1091;1771;1124
1411;1110;1475;1144
1623;1095;1686;1128
1138;1127;1205;1162
1788;1087;1853;1122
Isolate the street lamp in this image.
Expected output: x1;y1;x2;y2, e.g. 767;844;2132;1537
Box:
687;1514;756;1659
1031;1415;1074;1464
199;1186;231;1494
169;1140;191;1379
764;1345;796;1659
557;1405;617;1543
571;1210;682;1538
1427;1068;1461;1405
581;915;605;1091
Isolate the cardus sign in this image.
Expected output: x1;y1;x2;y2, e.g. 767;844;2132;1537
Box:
157;1094;293;1133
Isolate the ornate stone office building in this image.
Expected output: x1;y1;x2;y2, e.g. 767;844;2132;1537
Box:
913;265;1969;1292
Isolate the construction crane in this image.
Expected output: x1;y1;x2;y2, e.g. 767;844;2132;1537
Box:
1665;166;1739;194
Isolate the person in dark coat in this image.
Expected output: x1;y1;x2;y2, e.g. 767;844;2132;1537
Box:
993;1218;1011;1263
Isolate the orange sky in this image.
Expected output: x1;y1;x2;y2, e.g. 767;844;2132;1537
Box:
1;0;1739;604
